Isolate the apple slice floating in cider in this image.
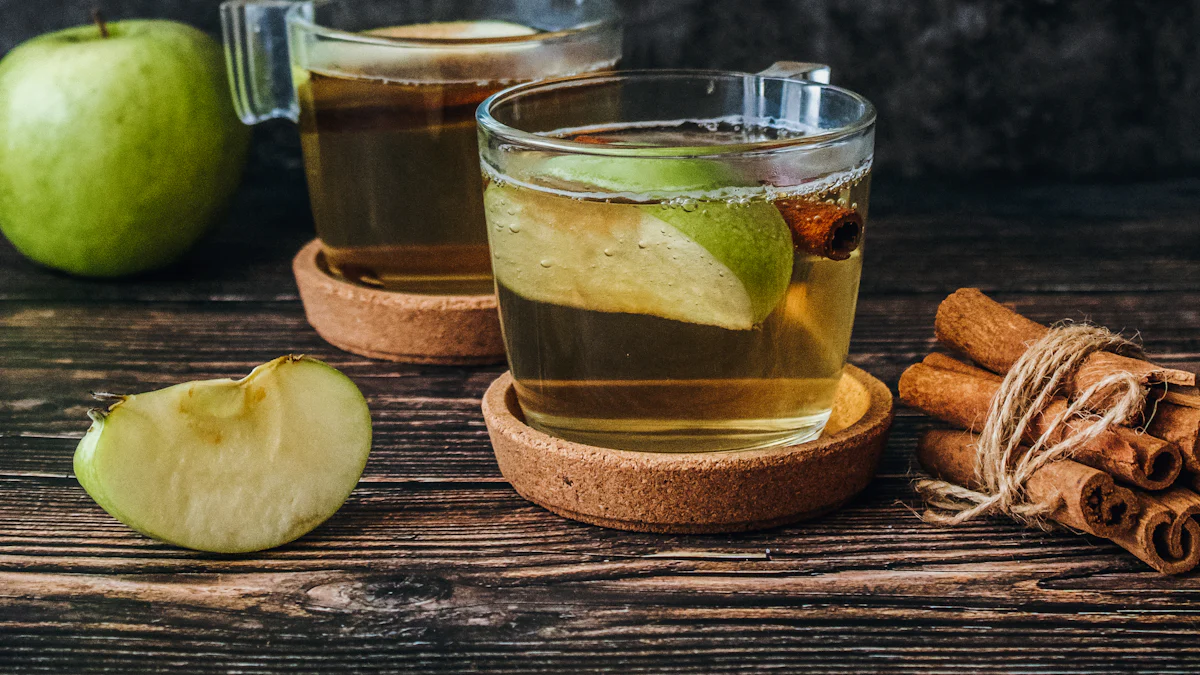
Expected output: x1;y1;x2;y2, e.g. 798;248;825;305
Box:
73;356;372;553
486;156;794;330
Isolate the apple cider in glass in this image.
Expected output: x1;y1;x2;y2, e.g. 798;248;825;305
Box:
479;72;876;452
298;64;509;294
293;19;620;295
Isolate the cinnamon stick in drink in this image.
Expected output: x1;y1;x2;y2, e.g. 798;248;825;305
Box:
934;288;1198;410
900;359;1182;490
775;198;863;260
916;430;1139;538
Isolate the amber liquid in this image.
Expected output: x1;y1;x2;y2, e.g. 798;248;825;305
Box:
297;71;503;294
498;249;863;452
488;123;870;452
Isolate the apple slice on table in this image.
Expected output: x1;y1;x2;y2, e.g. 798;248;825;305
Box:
74;356;372;553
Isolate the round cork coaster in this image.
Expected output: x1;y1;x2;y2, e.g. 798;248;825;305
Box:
482;365;894;533
292;239;505;365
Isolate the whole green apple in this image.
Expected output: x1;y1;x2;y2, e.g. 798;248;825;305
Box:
0;20;251;277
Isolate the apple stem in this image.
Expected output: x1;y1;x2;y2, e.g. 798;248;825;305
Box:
91;8;110;38
91;391;126;405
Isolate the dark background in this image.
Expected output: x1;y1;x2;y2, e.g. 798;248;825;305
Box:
4;0;1199;182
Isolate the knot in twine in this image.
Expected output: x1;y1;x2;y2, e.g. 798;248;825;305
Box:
915;323;1148;529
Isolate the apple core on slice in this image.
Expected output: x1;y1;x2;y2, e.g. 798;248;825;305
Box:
73;355;372;553
488;156;793;329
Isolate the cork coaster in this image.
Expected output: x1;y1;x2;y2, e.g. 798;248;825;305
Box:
482;365;894;533
292;239;505;365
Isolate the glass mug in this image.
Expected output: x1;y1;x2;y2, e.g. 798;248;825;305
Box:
478;64;875;452
220;0;621;294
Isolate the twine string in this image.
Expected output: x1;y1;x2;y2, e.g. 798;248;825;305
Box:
915;323;1147;529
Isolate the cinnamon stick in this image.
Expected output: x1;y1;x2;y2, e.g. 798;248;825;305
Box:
900;359;1182;490
934;288;1198;410
1144;402;1200;473
1164;385;1200;408
924;351;1200;476
922;352;999;380
1112;489;1200;574
775;199;863;260
917;430;1139;538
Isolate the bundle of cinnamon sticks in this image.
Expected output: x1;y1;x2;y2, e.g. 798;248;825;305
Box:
902;288;1200;574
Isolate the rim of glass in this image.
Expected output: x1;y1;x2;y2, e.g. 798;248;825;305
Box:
286;0;618;49
478;69;877;158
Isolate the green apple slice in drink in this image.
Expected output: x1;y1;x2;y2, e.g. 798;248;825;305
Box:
487;157;794;330
73;356;372;553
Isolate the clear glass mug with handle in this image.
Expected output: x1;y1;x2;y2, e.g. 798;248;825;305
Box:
220;0;621;294
478;62;875;453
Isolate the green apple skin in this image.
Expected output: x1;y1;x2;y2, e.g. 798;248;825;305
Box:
0;20;251;277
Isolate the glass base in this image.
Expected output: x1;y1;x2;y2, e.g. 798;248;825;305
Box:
315;246;494;296
522;409;834;454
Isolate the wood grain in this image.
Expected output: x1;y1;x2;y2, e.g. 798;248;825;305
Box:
3;176;1200;673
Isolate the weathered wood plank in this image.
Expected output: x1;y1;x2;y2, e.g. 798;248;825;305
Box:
0;476;1067;569
1;475;1199;672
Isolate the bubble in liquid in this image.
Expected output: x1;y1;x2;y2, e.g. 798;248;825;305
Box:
637;241;648;249
603;248;615;257
508;223;522;233
539;259;552;268
666;196;698;212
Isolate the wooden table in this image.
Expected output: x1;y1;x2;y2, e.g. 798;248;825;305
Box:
3;171;1199;673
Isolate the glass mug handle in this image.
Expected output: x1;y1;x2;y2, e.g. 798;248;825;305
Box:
757;61;832;83
219;0;312;124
